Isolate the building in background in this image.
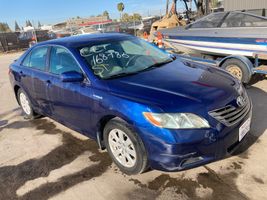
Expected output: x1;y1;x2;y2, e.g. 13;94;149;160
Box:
223;0;267;12
67;16;112;29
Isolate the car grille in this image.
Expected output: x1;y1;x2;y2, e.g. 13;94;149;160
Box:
208;96;250;127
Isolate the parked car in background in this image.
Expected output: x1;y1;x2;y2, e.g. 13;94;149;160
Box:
9;33;252;175
18;30;50;42
48;31;71;39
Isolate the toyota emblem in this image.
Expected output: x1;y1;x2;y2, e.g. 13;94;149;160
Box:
236;96;246;107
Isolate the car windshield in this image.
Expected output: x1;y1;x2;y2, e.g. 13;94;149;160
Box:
78;37;173;79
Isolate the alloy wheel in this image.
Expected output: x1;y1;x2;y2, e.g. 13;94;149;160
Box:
19;92;31;115
108;129;137;168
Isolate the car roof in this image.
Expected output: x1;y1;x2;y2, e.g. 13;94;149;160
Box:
36;33;133;48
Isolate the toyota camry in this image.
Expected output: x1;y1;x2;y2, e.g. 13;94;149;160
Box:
9;33;252;174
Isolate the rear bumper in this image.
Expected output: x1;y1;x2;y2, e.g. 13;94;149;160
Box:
143;106;252;172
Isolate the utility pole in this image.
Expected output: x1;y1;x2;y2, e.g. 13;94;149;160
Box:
166;0;169;16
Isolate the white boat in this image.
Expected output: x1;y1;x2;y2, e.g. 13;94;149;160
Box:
159;11;267;58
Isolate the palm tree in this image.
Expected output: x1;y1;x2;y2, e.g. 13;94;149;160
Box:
117;2;125;21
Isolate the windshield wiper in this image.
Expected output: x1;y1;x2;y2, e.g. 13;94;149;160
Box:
104;72;139;80
148;59;174;68
138;59;174;73
104;59;174;80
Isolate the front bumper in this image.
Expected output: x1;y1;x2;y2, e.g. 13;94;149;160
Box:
140;104;252;172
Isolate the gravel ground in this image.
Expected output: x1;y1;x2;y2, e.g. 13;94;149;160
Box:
0;52;267;200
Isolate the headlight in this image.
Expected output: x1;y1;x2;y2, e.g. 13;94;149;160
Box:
143;112;210;129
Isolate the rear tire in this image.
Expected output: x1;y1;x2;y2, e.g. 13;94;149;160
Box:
17;89;38;119
103;118;148;175
221;58;251;83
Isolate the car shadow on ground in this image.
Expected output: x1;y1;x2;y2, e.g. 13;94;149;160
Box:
233;86;267;157
0;118;112;200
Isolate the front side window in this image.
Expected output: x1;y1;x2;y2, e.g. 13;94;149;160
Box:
49;46;81;75
78;37;173;79
22;46;48;71
189;12;226;29
221;12;267;27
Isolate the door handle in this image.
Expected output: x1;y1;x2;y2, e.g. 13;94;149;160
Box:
46;80;51;86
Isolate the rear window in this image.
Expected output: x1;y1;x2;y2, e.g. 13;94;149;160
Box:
22;46;48;70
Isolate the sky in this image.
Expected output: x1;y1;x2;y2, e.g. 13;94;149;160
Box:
0;0;187;30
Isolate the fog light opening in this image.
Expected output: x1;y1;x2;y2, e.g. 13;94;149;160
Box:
181;156;204;167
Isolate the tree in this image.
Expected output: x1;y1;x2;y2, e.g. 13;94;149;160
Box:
0;22;11;32
26;20;33;27
103;10;110;19
5;23;11;32
132;13;142;21
38;21;42;28
117;2;125;20
121;13;142;22
28;20;33;27
121;13;130;22
211;0;219;8
15;21;21;32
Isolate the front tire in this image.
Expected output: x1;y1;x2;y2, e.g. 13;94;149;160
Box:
17;89;38;119
104;118;148;175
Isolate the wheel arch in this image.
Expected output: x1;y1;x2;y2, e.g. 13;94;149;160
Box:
96;114;132;150
14;85;21;105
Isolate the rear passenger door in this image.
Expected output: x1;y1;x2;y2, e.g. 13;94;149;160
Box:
21;46;51;114
47;46;93;133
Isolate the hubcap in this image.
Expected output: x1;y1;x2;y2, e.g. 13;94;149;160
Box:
108;129;137;168
226;65;243;80
19;92;31;115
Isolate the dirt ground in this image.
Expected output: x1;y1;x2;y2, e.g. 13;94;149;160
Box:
0;52;267;200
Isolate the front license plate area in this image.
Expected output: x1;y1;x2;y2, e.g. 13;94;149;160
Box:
239;118;251;142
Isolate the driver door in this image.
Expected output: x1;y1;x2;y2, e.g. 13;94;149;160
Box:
47;46;93;133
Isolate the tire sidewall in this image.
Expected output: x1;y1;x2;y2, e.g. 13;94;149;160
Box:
18;88;34;119
103;119;148;175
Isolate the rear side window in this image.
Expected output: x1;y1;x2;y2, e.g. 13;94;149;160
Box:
49;46;81;75
22;46;48;71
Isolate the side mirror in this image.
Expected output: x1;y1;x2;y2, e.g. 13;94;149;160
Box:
60;71;84;82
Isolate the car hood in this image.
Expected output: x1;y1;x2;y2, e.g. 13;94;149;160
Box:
106;58;240;112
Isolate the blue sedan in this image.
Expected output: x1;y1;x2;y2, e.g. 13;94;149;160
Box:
9;33;252;174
